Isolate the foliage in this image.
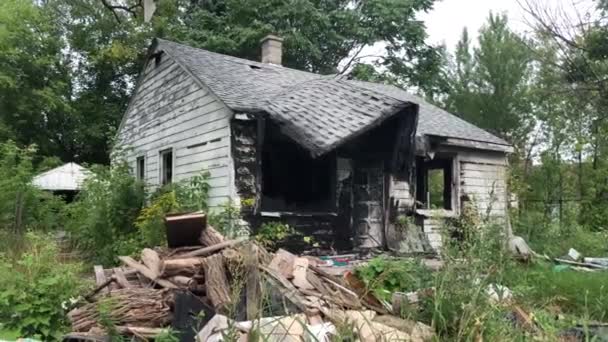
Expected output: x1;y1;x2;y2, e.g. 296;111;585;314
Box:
445;14;534;151
254;221;296;249
208;200;248;239
355;257;433;302
135;191;180;247
136;171;212;246
504;261;608;322
159;0;443;94
0;141;66;233
0;232;87;340
65;159;145;265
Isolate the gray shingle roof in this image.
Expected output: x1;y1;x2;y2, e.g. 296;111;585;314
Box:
157;39;509;153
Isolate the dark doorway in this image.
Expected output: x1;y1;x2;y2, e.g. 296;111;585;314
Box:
261;129;335;212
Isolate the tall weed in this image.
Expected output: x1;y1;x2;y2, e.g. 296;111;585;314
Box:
0;232;87;340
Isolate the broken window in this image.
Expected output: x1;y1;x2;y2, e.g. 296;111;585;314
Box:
160;149;173;185
416;157;454;210
136;156;145;181
261;129;335;212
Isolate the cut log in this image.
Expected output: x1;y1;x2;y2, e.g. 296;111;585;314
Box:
245;243;261;320
268;249;296;279
181;237;248;258
141;248;162;279
162;257;205;276
115;326;170;338
169;275;194;288
118;256;177;289
200;225;225;247
203;254;231;310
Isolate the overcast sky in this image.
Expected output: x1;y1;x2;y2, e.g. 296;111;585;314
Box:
420;0;598;51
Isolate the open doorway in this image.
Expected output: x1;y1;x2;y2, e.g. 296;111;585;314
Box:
260;129;335;212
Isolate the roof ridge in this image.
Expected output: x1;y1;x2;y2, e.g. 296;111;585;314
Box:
156;38;318;78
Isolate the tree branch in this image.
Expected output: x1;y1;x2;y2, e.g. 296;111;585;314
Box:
100;0;143;23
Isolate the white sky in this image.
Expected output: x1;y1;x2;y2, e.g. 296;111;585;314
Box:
420;0;598;51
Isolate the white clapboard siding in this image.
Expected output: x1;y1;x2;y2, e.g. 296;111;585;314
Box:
459;156;508;219
117;53;234;210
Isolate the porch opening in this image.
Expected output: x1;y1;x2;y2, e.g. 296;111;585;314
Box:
261;130;335;212
416;156;453;210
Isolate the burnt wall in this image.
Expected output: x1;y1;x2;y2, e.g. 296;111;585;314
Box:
231;115;258;213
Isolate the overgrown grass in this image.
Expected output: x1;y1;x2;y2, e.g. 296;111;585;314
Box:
356;220;608;341
504;261;608;321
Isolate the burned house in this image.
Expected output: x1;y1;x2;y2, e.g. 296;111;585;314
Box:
116;36;513;252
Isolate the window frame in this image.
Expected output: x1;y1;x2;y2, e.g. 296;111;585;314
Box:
415;155;458;211
159;148;174;186
136;155;146;181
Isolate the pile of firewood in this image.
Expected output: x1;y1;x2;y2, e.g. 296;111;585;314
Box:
67;221;434;341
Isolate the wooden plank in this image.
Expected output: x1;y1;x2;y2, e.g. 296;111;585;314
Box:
180;237;248;258
118;256;178;289
113;268;132;288
268;249;296;279
93;265;109;294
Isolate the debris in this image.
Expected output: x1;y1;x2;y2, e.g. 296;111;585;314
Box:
140;248;162;279
508;235;533;261
67;211;432;341
117;256;177;289
564;248;582;262
164;211;206;248
203;253;232;311
196;314;229;342
554;258;608;270
584;257;608;267
268;248;296;279
292;257;314;290
391;288;435;314
486;284;513;304
508;305;540;333
68;288;172;333
180;237;248;258
200;225;226;247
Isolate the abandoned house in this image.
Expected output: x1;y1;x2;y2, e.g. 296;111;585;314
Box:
116;36;513;253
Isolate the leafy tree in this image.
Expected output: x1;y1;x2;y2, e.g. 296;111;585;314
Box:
0;0;72;158
156;0;445;94
445;14;534;151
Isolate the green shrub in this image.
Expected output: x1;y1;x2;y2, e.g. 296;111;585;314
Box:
255;221;296;249
135;190;180;247
208;200;247;238
65;159;145;265
135;172;212;247
355;257;433;302
0;232;87;340
0;141;67;234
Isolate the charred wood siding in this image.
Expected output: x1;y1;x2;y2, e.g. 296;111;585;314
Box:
231;116;258;211
116;53;234;209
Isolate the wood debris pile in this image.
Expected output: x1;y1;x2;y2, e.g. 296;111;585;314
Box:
67;216;434;341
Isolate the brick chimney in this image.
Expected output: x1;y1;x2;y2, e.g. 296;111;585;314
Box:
260;35;283;65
